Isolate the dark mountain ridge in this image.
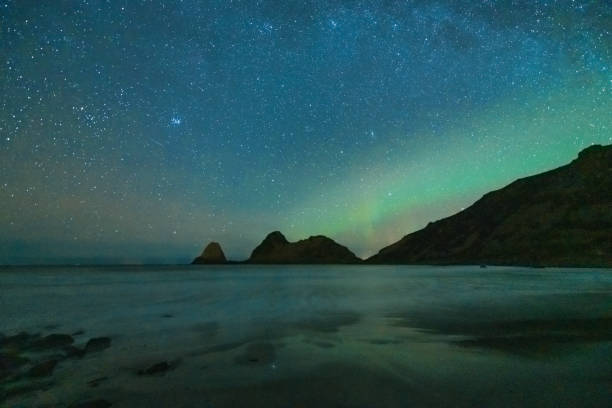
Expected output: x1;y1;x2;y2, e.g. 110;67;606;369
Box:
366;144;612;267
192;145;611;267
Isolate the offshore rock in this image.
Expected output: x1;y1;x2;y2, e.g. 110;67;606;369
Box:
192;242;227;264
248;231;361;264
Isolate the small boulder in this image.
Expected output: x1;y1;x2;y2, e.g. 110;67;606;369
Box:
30;334;74;350
2;382;53;399
0;332;37;351
69;399;112;408
137;361;176;376
87;376;109;388
64;345;86;358
27;359;59;377
0;353;29;379
85;337;111;353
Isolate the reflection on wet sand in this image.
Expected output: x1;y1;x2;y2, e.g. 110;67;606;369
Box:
1;266;611;407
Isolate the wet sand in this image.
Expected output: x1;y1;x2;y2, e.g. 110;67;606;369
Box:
1;265;611;407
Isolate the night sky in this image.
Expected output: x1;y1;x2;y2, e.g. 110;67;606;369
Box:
1;0;610;264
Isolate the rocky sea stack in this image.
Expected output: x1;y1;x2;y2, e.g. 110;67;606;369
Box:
367;144;612;267
192;242;227;264
248;231;361;264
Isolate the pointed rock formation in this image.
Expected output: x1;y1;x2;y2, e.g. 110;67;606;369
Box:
249;231;289;261
192;242;227;264
248;231;361;264
367;144;612;267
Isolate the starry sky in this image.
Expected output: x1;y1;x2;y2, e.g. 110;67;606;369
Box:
1;0;610;264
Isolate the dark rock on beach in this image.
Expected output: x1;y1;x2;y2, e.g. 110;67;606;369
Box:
64;345;86;358
2;332;78;354
248;231;361;264
0;353;29;379
367;144;612;267
27;359;59;377
30;334;74;351
62;337;110;358
235;343;276;365
87;376;109;388
69;399;112;408
0;332;37;351
137;361;177;376
1;381;54;401
85;337;111;353
0;330;117;404
192;242;227;264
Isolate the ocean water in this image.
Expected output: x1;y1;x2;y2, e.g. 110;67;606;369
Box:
1;265;611;407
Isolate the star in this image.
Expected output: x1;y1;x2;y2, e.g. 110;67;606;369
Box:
0;0;610;264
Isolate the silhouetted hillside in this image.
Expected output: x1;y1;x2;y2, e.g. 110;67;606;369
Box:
367;145;612;267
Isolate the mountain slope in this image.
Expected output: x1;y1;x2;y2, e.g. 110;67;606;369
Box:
367;144;612;267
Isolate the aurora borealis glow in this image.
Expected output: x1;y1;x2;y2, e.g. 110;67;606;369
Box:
1;0;610;264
